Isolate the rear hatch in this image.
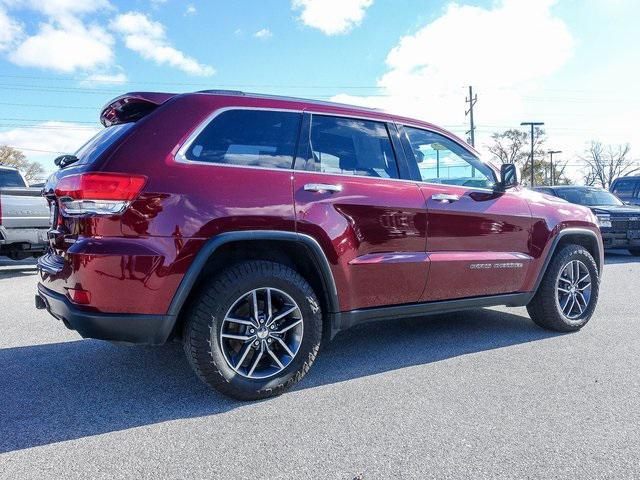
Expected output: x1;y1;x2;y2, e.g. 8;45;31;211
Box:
43;92;176;256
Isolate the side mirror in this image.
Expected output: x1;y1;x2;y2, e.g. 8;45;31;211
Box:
498;163;521;189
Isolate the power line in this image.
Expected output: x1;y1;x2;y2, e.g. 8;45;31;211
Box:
0;118;99;124
0;102;96;110
1;145;67;154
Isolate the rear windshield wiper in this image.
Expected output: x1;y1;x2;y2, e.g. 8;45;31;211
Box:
54;154;80;168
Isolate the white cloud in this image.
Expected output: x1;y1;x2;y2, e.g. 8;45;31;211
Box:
4;0;113;18
184;4;196;16
253;28;272;40
292;0;373;35
333;0;576;153
3;0;116;73
9;19;114;72
0;122;101;174
79;71;127;86
233;28;243;36
0;7;23;51
110;12;215;76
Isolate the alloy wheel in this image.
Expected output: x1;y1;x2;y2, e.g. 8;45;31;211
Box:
556;260;592;320
218;287;304;379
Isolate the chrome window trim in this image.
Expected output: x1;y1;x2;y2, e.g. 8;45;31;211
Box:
305;112;401;181
174;106;302;168
173;106;498;192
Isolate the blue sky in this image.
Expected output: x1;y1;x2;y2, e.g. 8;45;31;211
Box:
0;0;639;181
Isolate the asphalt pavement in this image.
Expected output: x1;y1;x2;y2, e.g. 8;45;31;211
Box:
1;252;639;479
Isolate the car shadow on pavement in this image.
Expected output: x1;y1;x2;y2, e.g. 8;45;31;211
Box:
604;249;640;265
0;308;559;453
0;267;37;279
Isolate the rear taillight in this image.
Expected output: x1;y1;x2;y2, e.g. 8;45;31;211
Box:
55;173;146;216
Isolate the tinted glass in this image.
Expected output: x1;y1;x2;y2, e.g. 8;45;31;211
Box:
0;169;26;187
611;179;638;199
554;188;623;206
74;123;134;166
404;127;494;188
185;110;301;169
298;115;399;179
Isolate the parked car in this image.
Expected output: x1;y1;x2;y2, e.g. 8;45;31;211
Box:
610;176;640;206
535;185;640;256
0;165;49;259
36;91;603;400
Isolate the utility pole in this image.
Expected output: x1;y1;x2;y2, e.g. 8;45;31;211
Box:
465;86;477;177
548;150;562;186
465;86;477;147
520;121;544;186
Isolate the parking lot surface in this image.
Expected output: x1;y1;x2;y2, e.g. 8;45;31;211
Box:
1;252;639;479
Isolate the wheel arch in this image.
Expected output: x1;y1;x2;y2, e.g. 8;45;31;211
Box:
532;228;603;295
165;231;339;342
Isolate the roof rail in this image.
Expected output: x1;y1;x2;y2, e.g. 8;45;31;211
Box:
195;90;383;112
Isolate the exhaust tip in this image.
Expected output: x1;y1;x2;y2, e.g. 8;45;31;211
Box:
34;294;47;310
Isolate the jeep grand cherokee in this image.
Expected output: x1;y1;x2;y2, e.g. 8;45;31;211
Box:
36;91;603;400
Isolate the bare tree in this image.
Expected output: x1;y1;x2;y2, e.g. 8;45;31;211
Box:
486;128;570;185
487;129;531;165
0;145;45;184
581;141;637;189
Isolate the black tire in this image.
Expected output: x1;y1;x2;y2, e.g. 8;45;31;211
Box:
628;248;640;257
527;244;599;332
183;260;322;400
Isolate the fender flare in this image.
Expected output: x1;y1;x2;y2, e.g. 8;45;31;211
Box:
164;230;339;338
530;227;603;295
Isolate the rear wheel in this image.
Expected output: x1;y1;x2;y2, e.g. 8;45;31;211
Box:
628;248;640;257
183;260;322;400
527;244;599;332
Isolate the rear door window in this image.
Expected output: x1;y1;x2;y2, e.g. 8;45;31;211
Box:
184;109;301;169
296;115;399;179
611;178;638;200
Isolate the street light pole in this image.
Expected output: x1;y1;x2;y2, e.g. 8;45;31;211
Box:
548;150;562;186
520;122;545;187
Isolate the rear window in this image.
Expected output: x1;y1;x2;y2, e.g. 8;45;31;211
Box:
73;123;134;166
0;169;26;188
184;110;301;169
611;179;638;199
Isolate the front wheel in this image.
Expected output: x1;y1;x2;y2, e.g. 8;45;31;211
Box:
527;244;599;332
628;248;640;257
183;261;322;400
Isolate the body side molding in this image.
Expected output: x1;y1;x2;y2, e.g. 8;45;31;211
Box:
330;292;533;334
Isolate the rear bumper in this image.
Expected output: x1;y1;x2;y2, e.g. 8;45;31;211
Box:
36;283;176;345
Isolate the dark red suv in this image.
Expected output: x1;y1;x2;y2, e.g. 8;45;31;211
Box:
36;91;603;399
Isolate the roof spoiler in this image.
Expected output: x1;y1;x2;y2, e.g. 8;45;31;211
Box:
99;92;177;127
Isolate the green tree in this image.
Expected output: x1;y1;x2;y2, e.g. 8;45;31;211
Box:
0;145;44;185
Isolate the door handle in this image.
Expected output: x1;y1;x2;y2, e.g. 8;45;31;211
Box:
304;183;342;193
431;193;460;203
